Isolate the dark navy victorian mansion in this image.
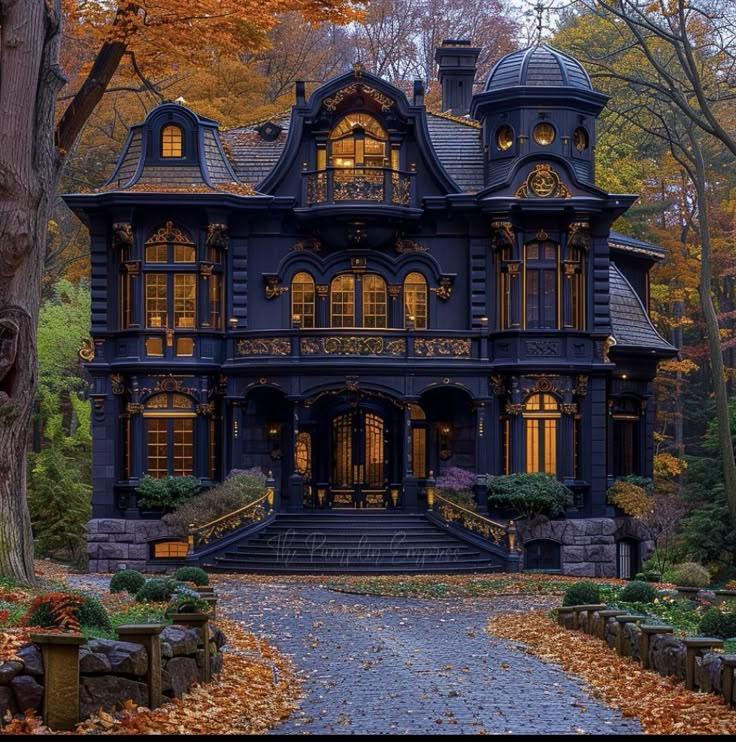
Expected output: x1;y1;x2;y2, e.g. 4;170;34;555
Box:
65;41;676;577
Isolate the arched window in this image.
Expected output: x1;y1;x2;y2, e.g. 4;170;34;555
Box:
330;274;355;327
292;272;316;328
524;241;558;329
362;274;387;328
329;113;387;168
143;393;196;478
161;124;183;158
523;393;560;475
524;540;561;571
404;272;428;329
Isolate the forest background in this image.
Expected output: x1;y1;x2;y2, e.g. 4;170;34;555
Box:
33;0;736;578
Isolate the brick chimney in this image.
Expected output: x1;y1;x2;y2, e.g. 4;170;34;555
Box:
434;39;481;116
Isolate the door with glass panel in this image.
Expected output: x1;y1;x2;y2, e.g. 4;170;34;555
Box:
331;410;387;508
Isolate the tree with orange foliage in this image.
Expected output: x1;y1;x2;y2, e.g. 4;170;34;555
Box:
0;0;360;585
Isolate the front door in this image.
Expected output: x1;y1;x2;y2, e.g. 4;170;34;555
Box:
331;410;387;507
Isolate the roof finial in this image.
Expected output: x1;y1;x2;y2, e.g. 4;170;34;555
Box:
535;1;545;43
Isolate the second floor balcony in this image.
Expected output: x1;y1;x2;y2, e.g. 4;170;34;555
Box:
302;166;416;208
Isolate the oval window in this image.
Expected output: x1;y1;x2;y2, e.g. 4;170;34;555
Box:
533;122;556;146
574;127;589;151
496;125;514;151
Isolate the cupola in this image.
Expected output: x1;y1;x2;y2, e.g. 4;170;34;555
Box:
470;44;608;187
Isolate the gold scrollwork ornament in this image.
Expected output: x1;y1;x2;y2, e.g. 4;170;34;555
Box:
516;164;572;199
79;338;95;362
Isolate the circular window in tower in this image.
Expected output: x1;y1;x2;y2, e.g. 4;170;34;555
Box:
574;127;589;151
496;125;514;151
533;122;556;146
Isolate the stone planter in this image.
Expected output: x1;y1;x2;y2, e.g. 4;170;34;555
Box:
675;586;701;600
714;590;736;605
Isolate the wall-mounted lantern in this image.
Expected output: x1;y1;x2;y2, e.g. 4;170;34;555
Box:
267;423;283;460
438;423;453;460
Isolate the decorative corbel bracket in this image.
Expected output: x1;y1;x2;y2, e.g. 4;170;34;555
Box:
206;223;229;250
112;223;133;251
490;221;514;251
431;275;455;301
264;274;289;300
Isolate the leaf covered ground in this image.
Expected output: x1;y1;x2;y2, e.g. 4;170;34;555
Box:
487;611;736;735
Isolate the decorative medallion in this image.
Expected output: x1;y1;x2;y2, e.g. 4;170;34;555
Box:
237;338;291;356
414;338;471;358
430;276;454;301
394;238;428;254
515;164;572;199
490;374;506;397
300;336;406;356
78;338;95;362
264;275;288;299
111;374;126;395
323;83;394;113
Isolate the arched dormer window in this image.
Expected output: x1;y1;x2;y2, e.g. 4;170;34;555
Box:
404;272;427;329
292;272;315;328
161;124;183;158
523;393;560;475
143;393;195;478
329;113;387;168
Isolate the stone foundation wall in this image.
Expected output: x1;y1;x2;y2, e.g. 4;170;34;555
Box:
516;517;654;577
87;519;176;573
0;624;226;722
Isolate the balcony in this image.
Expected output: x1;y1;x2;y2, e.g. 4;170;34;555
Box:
303;167;415;207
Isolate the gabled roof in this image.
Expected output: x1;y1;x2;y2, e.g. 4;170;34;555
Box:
608;231;666;261
425;113;484;193
609;263;675;353
223;115;291;188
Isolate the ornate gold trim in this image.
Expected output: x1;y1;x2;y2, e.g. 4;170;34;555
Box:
300;336;406;356
430;276;454;300
414;338;471;358
490;221;514;250
515;164;572;199
78;338;95;362
264;276;288;299
323;83;394;113
237;338;291;356
394;238;427;253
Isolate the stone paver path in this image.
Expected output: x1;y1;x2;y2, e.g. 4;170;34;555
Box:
212;578;641;735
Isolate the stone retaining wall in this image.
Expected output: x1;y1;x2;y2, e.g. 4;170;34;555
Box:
0;623;226;723
517;517;654;577
87;519;177;573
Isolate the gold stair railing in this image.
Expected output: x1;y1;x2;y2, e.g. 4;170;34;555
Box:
427;479;517;551
187;476;275;554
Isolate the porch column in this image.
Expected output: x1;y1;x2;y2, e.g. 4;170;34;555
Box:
508;377;525;473
474;401;490;512
402;403;418;511
128;375;144;481
560;389;576;484
288;399;303;511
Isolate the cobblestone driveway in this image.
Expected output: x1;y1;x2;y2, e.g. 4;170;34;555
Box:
213;578;641;735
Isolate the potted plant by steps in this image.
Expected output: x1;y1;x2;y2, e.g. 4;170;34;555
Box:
165;585;212;617
135;474;201;517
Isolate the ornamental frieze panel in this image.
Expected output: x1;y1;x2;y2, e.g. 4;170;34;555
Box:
414;338;471;358
515;164;572;199
300;336;406;356
394;238;427;254
323;83;394;113
237;338;291;356
525;340;561;357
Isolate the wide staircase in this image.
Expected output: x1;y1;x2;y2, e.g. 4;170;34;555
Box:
200;512;506;575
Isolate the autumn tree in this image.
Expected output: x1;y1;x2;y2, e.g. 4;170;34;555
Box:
0;0;359;585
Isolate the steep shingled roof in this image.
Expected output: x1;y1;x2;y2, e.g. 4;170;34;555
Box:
425;113;484;193
609;263;675;353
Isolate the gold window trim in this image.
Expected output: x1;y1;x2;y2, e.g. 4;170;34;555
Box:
161;124;183;158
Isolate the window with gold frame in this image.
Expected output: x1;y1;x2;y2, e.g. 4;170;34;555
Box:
328;113;388;168
524;241;559;329
291;272;316;328
410;403;427;478
403;272;427;329
362;274;387;329
295;432;312;477
330;274;355;327
143;393;197;478
523;393;559;475
161;124;183;158
152;541;189;559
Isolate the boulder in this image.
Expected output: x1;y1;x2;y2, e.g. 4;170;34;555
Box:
650;635;687;680
165;657;198;698
0;686;18;717
160;626;198;658
210;653;224;676
161;669;173;694
210;625;227;650
79;647;112;675
16;645;43;677
85;639;147;677
0;661;23;685
79;675;148;719
11;675;43;713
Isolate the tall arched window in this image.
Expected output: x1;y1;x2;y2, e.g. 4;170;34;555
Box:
144;393;196;478
523;393;560;475
362;274;387;328
404;272;428;329
161;125;183;158
524;241;558;329
291;272;316;328
142;223;198;356
330;274;355;327
329;113;388;168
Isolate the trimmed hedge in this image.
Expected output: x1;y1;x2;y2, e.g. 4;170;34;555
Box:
135;578;177;603
562;581;601;607
174;567;209;587
110;569;146;595
700;608;736;639
619;580;657;604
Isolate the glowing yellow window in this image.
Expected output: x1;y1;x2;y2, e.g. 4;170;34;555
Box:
330;275;355;328
523;393;559;475
161;125;183;158
404;272;427;329
362;274;387;329
153;541;189;559
292;272;315;328
173;274;196;328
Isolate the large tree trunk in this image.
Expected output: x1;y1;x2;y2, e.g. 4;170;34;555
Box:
0;0;65;584
690;129;736;526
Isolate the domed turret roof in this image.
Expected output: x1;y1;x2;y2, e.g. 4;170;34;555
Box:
484;44;593;92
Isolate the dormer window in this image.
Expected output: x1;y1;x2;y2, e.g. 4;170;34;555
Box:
161;124;183;158
329;113;387;168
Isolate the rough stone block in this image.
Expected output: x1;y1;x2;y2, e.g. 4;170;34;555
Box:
160;627;198;657
127;544;148;561
11;675;44;713
584;544;616;563
563;562;596;577
0;685;18;717
17;645;44;677
601;520;617;536
79;648;112;675
85;640;148;677
0;661;23;685
210;653;223;676
96;519;127;534
165;657;199;698
80;675;148;719
561;546;585;563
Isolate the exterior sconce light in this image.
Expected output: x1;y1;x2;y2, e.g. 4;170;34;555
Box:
480;316;489;329
406;315;416;331
228;317;238;329
267;423;282;460
438;423;453;460
292;314;301;329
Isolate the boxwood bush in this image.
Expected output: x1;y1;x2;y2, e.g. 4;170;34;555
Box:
619;580;657;604
136;474;202;510
135;578;178;603
109;569;146;595
700;608;736;639
174;566;209;587
486;473;572;520
562;581;601;607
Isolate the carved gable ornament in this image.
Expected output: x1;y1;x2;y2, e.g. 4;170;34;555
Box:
323;83;394;113
515;164;572;199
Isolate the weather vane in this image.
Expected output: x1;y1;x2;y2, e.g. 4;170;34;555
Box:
535;1;545;42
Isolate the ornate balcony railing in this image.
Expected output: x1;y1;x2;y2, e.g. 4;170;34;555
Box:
187;477;275;553
427;485;517;551
303;167;414;207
